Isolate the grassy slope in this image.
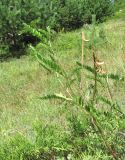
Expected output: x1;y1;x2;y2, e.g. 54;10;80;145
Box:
0;19;125;149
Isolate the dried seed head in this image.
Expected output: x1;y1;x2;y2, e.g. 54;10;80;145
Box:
82;32;89;42
96;61;104;66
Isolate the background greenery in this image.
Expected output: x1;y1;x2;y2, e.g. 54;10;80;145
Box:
0;0;125;160
0;0;114;57
0;18;125;159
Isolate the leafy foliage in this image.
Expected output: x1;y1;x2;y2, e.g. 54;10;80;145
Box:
0;0;59;56
113;0;125;19
0;0;114;57
1;2;125;160
58;0;114;30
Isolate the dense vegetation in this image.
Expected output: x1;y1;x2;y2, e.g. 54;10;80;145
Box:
0;0;114;57
0;1;125;160
1;18;125;159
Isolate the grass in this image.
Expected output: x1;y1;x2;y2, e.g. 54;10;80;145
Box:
0;18;125;159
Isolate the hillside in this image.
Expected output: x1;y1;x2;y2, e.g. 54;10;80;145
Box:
0;18;125;159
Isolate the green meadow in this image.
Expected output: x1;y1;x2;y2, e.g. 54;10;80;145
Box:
0;17;125;159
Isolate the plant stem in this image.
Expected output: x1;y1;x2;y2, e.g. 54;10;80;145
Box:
81;32;84;67
83;105;119;160
91;16;98;103
92;50;97;102
91;116;119;160
80;32;85;93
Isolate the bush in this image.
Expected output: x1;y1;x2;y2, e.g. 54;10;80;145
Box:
113;0;125;19
58;0;114;30
0;0;114;56
114;0;125;11
0;0;59;57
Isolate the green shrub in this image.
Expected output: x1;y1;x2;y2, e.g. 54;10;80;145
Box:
114;0;125;11
0;0;114;57
113;0;125;19
58;0;114;30
0;0;59;57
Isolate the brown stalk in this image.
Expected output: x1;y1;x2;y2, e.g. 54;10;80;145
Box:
80;32;85;92
83;105;119;160
80;32;89;95
81;32;85;67
90;23;118;159
92;50;97;102
91;116;119;160
91;29;97;103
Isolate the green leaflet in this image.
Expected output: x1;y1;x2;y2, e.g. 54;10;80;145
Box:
40;93;72;102
77;61;124;81
30;46;66;77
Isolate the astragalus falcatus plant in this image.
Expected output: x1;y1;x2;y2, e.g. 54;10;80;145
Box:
24;16;125;159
